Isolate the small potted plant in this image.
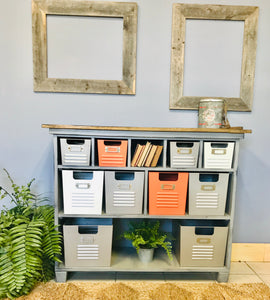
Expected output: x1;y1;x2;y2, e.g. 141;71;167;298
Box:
0;169;62;299
122;220;172;263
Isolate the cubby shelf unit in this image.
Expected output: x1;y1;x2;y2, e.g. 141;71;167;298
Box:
43;124;251;283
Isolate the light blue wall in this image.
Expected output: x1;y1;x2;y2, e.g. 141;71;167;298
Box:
1;0;269;242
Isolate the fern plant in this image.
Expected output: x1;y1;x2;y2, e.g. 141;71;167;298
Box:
122;220;173;260
0;169;62;299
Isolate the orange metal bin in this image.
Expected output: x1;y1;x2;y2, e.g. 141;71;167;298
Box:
98;140;128;167
149;172;189;215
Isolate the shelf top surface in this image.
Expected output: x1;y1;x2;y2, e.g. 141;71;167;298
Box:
42;124;252;134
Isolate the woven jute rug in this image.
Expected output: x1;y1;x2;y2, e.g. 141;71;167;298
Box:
11;281;270;300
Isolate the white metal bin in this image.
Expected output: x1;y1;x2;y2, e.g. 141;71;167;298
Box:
60;138;91;166
62;170;104;215
178;222;228;267
204;142;234;169
105;171;144;215
188;173;229;216
170;141;199;168
63;224;113;267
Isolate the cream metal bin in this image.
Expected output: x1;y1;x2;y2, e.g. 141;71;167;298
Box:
177;222;228;267
63;224;113;267
204;142;234;169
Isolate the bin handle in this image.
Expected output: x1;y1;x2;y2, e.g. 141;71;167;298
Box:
201;184;216;191
212;149;227;155
177;149;192;154
76;183;90;189
195;227;214;235
66;139;85;145
161;184;175;190
105;146;120;153
68;145;83;152
196;238;211;244
117;183;131;190
78;226;98;234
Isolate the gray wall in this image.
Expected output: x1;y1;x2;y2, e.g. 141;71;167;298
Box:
1;0;269;243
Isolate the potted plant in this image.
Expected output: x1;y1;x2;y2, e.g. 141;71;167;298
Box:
0;169;62;299
122;220;172;263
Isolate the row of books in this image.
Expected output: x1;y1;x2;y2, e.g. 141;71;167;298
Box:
131;142;163;167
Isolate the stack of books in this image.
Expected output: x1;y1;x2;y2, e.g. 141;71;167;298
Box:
131;142;163;167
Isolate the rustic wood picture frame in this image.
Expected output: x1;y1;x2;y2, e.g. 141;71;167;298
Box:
32;0;137;95
169;4;259;111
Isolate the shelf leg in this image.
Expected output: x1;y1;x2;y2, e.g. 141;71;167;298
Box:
55;271;67;283
216;271;229;283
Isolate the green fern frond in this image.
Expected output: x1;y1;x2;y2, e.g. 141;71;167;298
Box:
37;205;62;260
0;170;63;299
0;220;44;298
34;205;62;282
0;249;14;298
41;255;56;282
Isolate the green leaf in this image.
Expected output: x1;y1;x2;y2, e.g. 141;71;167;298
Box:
122;220;173;259
0;169;62;299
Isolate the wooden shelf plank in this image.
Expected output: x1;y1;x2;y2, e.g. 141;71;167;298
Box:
42;124;252;134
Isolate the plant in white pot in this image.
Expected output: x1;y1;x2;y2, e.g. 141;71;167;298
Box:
122;220;172;263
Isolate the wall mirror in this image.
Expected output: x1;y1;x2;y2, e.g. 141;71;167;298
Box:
169;4;259;111
32;0;138;95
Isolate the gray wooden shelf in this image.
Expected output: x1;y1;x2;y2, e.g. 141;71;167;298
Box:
43;125;248;283
58;165;235;173
56;247;227;273
58;211;231;220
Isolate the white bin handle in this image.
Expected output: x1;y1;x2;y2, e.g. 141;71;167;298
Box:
76;183;90;189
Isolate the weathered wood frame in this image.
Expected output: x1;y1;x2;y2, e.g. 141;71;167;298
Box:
169;4;259;111
32;0;137;94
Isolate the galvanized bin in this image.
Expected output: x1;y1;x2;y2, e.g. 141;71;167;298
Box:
188;173;229;216
204;142;234;169
177;221;228;267
60;138;91;166
63;222;113;267
62;170;104;215
105;171;144;215
170;141;199;168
